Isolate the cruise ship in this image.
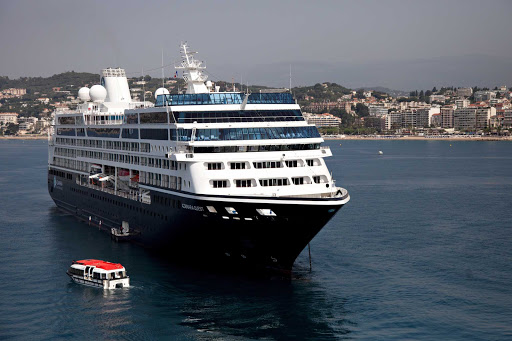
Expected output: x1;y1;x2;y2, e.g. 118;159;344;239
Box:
48;43;350;273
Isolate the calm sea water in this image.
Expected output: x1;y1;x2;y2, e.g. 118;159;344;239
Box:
0;139;511;340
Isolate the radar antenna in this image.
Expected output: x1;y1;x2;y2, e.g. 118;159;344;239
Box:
175;42;208;94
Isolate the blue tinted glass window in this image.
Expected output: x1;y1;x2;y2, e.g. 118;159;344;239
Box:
87;128;120;138
140;129;168;140
122;128;139;139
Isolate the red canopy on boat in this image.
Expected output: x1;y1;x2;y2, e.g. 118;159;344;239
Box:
75;259;124;271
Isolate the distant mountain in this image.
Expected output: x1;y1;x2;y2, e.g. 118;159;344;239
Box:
0;71;100;94
209;54;512;90
356;87;409;97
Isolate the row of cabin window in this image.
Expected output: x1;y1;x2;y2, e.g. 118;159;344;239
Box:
49;168;72;180
139;171;191;190
206;159;319;170
212;176;326;188
56;137;151;153
71;148;185;171
53;157;89;173
55;147;77;158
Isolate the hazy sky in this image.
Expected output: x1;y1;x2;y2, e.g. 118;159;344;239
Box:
1;0;511;90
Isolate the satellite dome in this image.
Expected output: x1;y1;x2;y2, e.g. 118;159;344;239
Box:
155;87;169;100
89;85;107;103
78;87;90;101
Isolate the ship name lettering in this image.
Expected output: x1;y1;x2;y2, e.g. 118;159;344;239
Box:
181;204;204;211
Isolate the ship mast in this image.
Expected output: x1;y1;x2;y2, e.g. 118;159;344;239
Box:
175;43;209;94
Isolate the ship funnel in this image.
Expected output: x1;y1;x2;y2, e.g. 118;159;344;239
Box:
101;68;132;103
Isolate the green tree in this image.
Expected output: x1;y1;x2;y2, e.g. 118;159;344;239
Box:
355;103;369;117
6;123;19;135
419;90;425;101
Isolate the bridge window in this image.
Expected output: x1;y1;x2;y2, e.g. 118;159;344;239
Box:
292;177;305;185
235;179;253;187
253;161;282;169
259;178;289;187
206;162;223;170
229;162;246;170
212;180;228;188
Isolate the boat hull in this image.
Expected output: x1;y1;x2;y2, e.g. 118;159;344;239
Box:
50;172;348;273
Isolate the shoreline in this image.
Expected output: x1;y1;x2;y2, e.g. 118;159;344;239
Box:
0;135;48;140
324;136;512;141
1;135;510;142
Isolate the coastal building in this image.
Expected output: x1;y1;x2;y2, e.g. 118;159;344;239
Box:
455;99;470;109
489;98;502;106
474;91;496;102
368;105;388;117
402;109;429;128
425;107;441;126
303;113;341;127
35;118;50;132
385;111;402;130
37;97;50;104
0;112;19;125
503;109;512;128
440;106;454;128
304;101;350;113
457;87;473;97
430;113;442;127
2;88;26;97
429;95;446;103
453;107;494;131
399;101;429;111
363;91;372;98
18;117;38;133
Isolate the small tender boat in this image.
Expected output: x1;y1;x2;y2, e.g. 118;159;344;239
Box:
67;259;130;289
378;150;383;155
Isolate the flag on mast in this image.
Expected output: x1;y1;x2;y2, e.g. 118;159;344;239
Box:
174;71;178;78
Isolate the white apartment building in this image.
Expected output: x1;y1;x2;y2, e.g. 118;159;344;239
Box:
457;87;473;97
18;117;38;132
2;88;26;96
0;112;19;125
474;91;496;102
455;99;470;109
303;113;341;128
385;112;403;130
368;106;388;117
430;95;446;103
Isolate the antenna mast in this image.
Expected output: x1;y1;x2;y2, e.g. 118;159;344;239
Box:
142;67;145;106
161;49;165;89
289;64;292;93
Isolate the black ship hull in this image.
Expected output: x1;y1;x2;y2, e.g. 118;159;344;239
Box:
49;171;348;274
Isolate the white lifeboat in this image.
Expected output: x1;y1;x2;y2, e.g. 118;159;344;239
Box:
67;259;130;289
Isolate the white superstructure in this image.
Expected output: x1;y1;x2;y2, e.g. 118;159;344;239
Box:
49;44;347;203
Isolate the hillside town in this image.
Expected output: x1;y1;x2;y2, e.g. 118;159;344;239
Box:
1;72;511;138
300;84;512;137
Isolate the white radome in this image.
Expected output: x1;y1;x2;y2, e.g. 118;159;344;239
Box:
155;87;170;100
78;87;91;101
90;85;107;103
